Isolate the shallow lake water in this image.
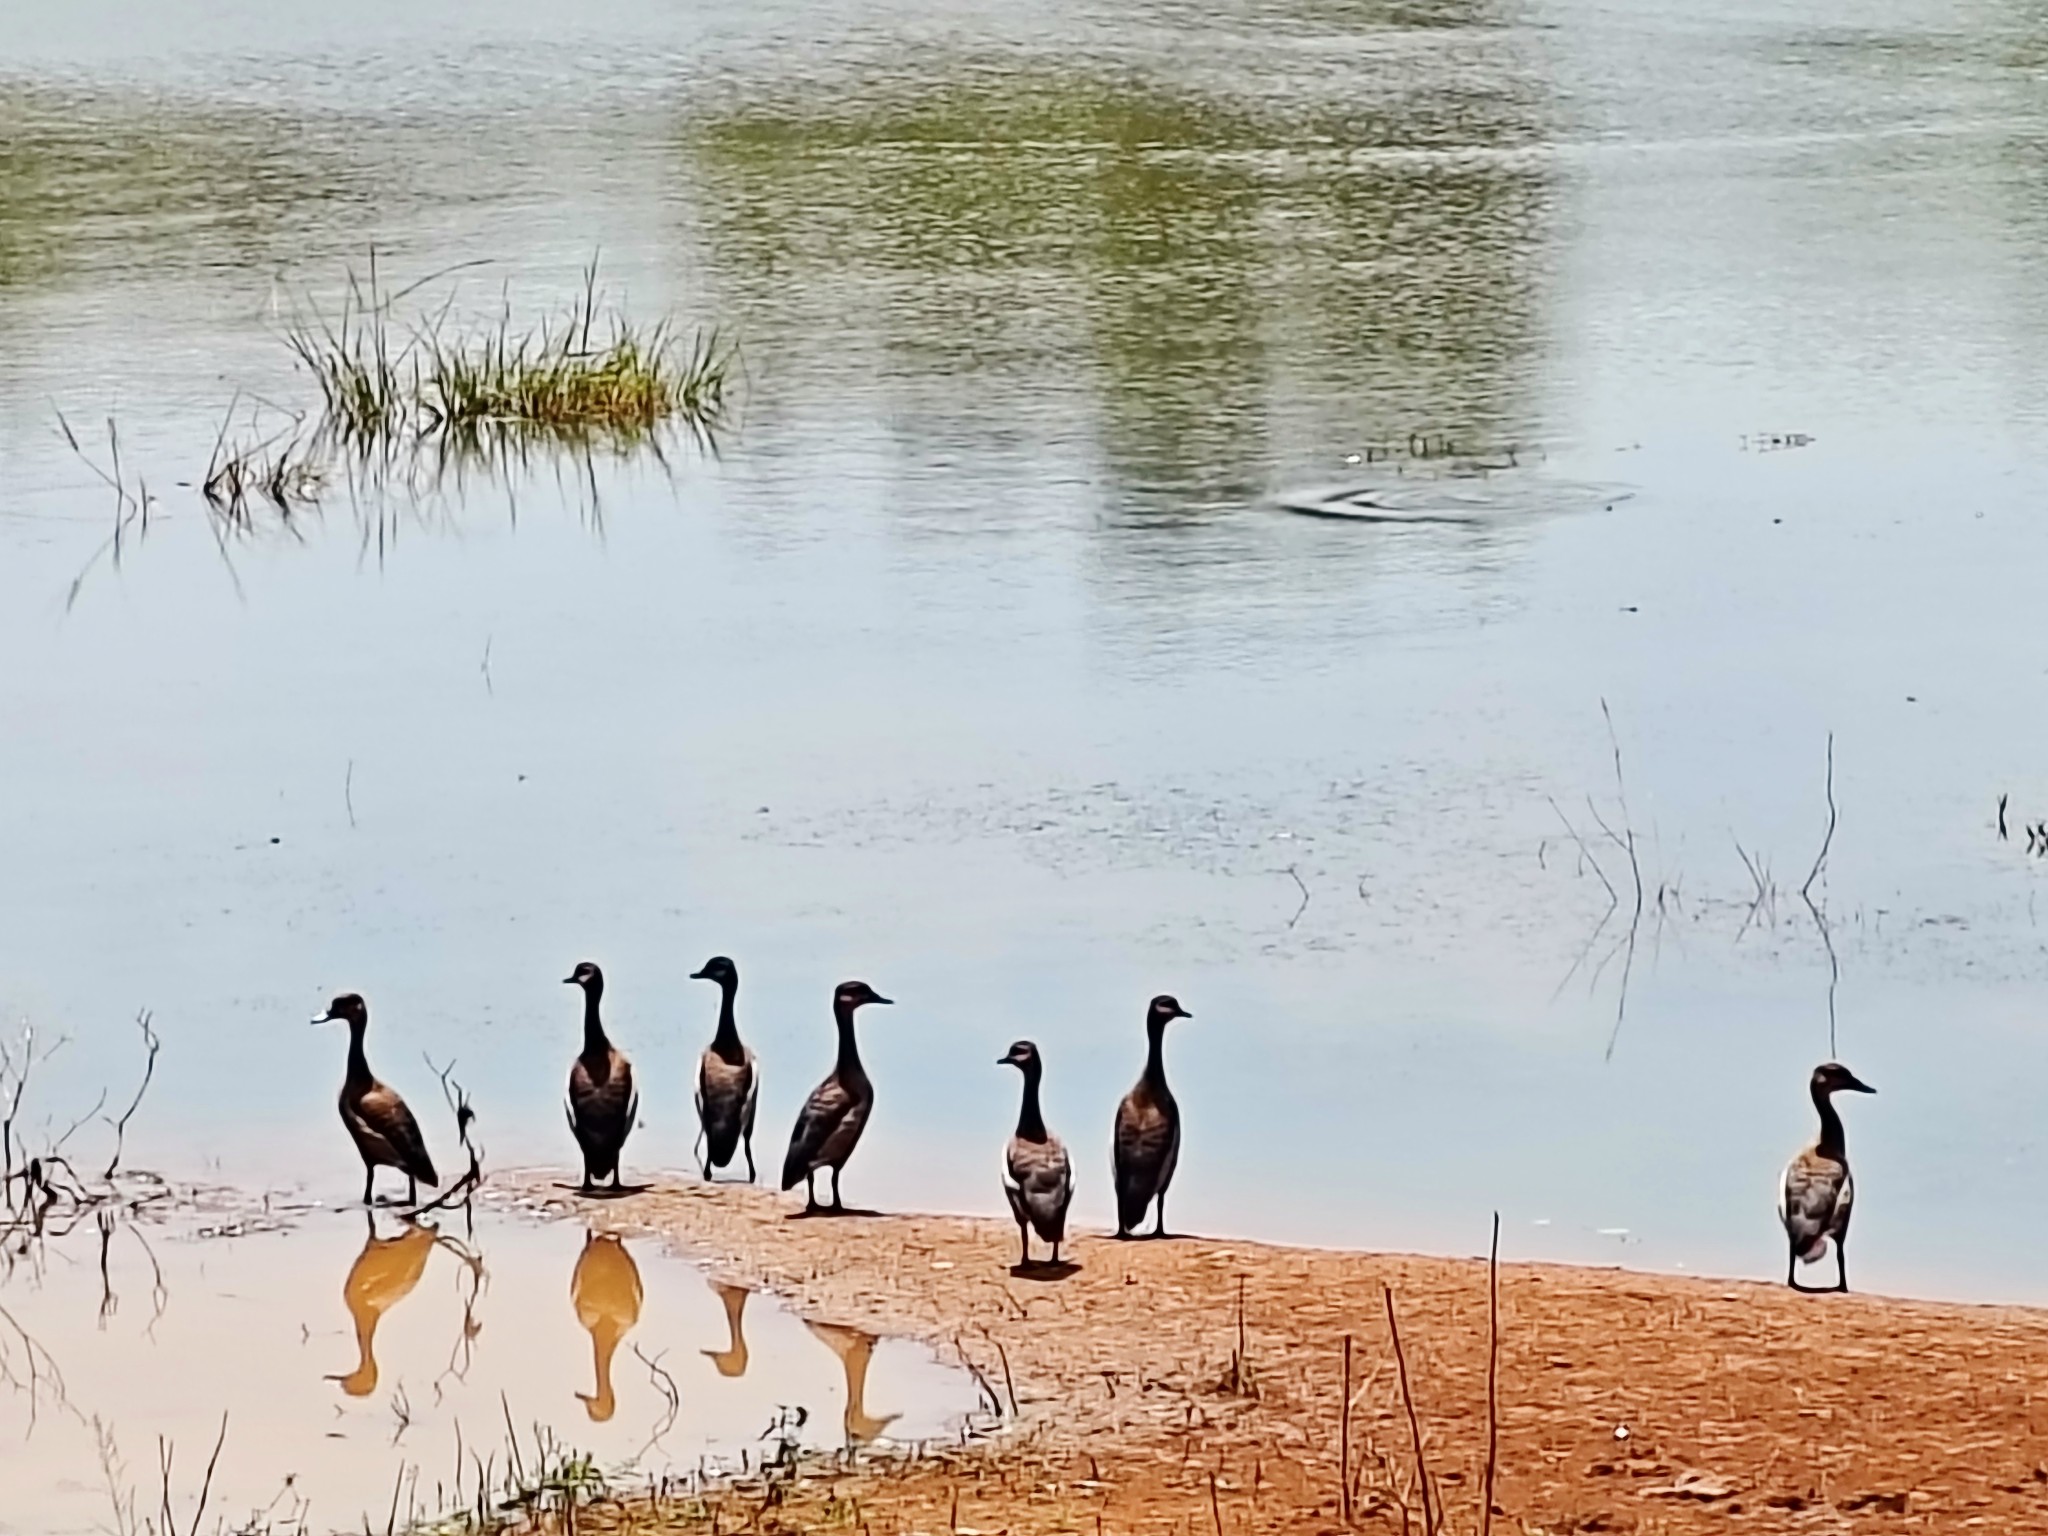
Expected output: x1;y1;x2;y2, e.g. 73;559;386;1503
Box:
0;1200;973;1536
6;0;2048;1313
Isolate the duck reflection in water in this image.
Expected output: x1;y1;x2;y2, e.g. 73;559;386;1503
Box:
702;1281;751;1378
330;1213;437;1398
570;1231;644;1421
803;1321;899;1446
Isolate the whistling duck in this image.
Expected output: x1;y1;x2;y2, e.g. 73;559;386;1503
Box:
563;961;637;1193
781;980;892;1211
330;1214;436;1397
999;1040;1073;1267
313;994;439;1206
569;1230;644;1421
702;1281;752;1378
1779;1061;1877;1293
690;956;758;1182
1113;994;1191;1239
804;1321;900;1445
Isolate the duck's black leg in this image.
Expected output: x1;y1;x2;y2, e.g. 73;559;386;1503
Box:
363;1167;375;1206
804;1169;821;1213
1835;1237;1850;1294
829;1166;845;1213
1051;1238;1062;1266
580;1162;597;1195
407;1175;418;1206
1017;1223;1031;1269
694;1128;707;1180
1151;1192;1169;1239
744;1135;755;1183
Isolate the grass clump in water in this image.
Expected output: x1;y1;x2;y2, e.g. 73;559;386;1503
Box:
284;256;732;463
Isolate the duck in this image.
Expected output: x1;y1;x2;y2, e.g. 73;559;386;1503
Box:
563;961;637;1194
702;1281;752;1378
1779;1060;1876;1293
1113;994;1191;1239
998;1040;1073;1268
781;980;892;1212
313;993;439;1206
804;1321;900;1446
329;1214;437;1397
569;1230;644;1422
690;956;758;1182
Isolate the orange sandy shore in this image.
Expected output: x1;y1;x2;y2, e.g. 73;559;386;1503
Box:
505;1172;2048;1534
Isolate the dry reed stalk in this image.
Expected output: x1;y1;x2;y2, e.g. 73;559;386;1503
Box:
1384;1286;1435;1536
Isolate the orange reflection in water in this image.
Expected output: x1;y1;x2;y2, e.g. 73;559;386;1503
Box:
804;1320;899;1445
569;1230;643;1421
329;1214;437;1397
703;1280;751;1378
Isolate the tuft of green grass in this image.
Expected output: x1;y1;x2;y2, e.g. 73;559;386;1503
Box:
283;256;733;464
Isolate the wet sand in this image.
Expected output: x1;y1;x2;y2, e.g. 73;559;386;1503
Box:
511;1170;2048;1533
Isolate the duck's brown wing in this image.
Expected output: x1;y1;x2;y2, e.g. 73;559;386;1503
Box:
1779;1147;1847;1262
1113;1086;1172;1230
782;1074;854;1189
1005;1132;1074;1243
347;1081;438;1187
698;1049;753;1168
568;1051;636;1177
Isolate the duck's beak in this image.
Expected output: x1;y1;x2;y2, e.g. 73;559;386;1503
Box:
562;974;577;985
1846;1075;1877;1094
310;1009;336;1025
1173;1006;1193;1021
690;967;712;980
870;994;894;1007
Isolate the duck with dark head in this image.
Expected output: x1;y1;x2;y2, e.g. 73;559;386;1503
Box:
1779;1061;1877;1293
690;956;758;1182
563;962;637;1194
313;993;438;1207
781;980;892;1213
998;1040;1073;1269
1113;994;1190;1239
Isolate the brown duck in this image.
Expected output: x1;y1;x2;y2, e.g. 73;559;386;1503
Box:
781;980;892;1212
313;993;439;1206
998;1040;1073;1267
569;1231;643;1421
1779;1060;1876;1293
1113;994;1190;1239
329;1214;436;1397
690;956;758;1181
563;961;637;1193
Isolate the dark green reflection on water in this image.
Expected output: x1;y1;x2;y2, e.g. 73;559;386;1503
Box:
683;12;1556;516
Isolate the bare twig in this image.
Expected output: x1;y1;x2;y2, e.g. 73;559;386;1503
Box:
103;1011;159;1181
1340;1334;1353;1527
1483;1212;1499;1536
1800;732;1837;901
1384;1287;1434;1536
1283;866;1310;930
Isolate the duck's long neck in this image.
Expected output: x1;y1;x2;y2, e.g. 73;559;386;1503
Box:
1014;1063;1048;1142
1813;1085;1848;1160
345;1019;373;1089
711;980;743;1058
833;1003;864;1078
581;984;610;1059
1142;1019;1170;1093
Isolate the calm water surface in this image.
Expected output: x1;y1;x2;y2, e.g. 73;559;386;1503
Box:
6;0;2048;1306
0;1199;972;1536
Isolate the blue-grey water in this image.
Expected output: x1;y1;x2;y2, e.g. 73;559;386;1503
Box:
6;0;2048;1310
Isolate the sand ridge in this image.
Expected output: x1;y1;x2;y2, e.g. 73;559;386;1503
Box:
507;1172;2048;1533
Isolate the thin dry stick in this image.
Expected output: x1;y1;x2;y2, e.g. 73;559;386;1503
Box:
1800;732;1837;901
1340;1334;1353;1527
103;1011;159;1181
1483;1212;1500;1536
1385;1287;1434;1536
1209;1470;1225;1536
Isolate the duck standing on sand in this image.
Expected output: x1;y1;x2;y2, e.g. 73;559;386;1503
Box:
313;993;439;1206
1779;1061;1877;1293
563;962;637;1194
690;956;758;1181
781;980;892;1212
1113;994;1191;1239
998;1040;1073;1268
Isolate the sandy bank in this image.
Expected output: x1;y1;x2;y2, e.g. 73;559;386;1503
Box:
507;1171;2048;1533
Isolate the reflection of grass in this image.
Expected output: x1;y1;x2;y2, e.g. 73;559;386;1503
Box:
284;257;733;462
